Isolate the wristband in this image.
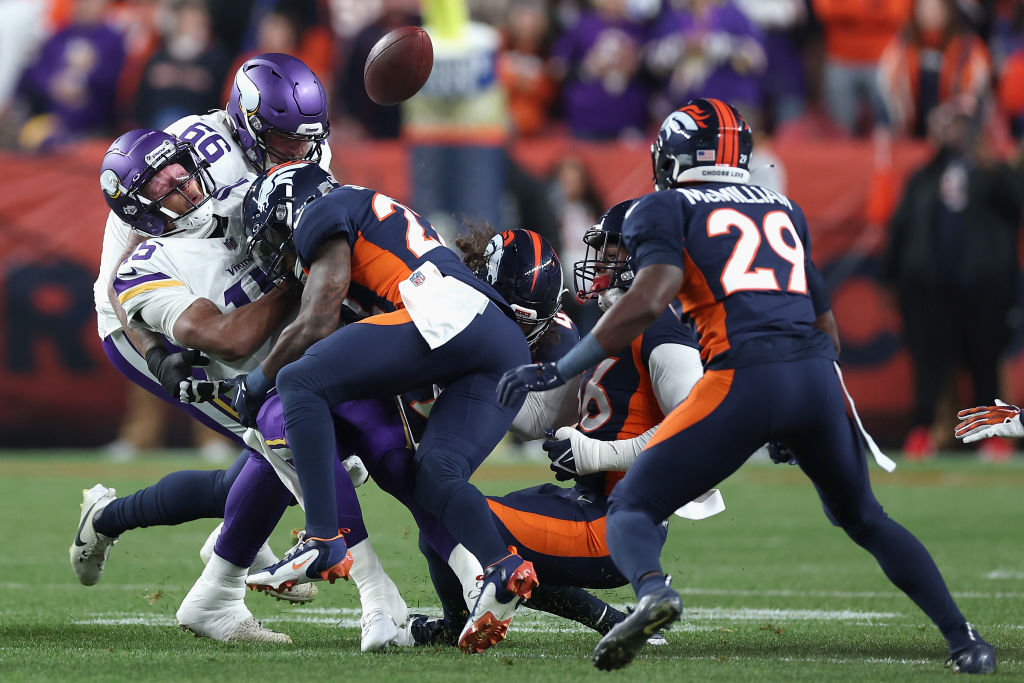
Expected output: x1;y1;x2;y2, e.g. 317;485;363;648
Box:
555;333;607;380
246;364;272;396
145;346;169;375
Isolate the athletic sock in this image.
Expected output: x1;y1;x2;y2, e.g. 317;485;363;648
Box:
604;506;666;596
93;452;246;537
524;584;625;634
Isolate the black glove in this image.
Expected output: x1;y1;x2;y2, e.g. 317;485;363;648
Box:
230;373;271;428
497;362;566;409
768;441;798;466
146;347;209;399
542;429;578;481
178;376;239;404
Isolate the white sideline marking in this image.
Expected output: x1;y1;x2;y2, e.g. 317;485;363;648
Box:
984;569;1024;580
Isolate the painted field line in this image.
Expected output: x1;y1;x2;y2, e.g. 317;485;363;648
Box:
985;570;1024;580
677;587;1024;600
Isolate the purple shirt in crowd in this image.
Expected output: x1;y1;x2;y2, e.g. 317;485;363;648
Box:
18;23;126;135
551;12;650;140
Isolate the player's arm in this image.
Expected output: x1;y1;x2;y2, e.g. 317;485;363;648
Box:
171;286;296;361
814;310;840;357
108;231;164;357
510;377;581;441
550;342;702;475
257;235;351;382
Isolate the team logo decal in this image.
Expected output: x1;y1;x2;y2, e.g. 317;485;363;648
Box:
100;169;122;198
409;270;426;287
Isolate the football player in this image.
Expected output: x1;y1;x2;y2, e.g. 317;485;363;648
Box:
81;53;335;580
223;162;538;653
497;98;996;674
406;218;712;645
86;126;409;648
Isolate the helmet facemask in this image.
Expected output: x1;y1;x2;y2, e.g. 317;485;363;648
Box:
247;199;299;284
134;140;217;238
574;228;634;311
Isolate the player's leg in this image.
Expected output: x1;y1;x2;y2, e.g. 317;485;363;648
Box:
177;450;294;643
72;333;251;585
783;357;995;673
595;368;766;670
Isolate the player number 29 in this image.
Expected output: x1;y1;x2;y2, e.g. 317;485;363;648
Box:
706;208;807;295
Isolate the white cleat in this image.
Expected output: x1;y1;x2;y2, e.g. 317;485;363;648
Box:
646;632;668;646
360;608;402;652
200;524;318;605
70;484;118;586
177;560;291;644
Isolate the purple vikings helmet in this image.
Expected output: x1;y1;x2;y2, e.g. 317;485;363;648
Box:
99;129;217;237
227;53;330;170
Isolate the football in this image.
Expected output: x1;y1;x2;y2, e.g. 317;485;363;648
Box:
363;26;433;106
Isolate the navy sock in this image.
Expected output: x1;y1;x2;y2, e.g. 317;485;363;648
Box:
93;451;246;537
277;363;340;541
604;506;666;596
524;584;624;635
636;573;667;600
846;514;967;646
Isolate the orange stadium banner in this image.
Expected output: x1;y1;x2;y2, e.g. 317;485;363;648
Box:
0;137;1006;447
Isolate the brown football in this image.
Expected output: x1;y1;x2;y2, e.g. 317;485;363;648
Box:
363;26;433;106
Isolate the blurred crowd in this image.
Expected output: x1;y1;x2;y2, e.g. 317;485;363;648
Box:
5;0;1024;149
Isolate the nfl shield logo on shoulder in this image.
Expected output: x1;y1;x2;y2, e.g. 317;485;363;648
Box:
410;270;426;287
696;149;716;162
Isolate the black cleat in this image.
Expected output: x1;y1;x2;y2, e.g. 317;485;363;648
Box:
592;580;682;671
406;614;459;647
946;629;996;675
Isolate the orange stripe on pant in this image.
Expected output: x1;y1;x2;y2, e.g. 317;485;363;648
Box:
646;369;734;449
486;499;608;558
355;308;413;326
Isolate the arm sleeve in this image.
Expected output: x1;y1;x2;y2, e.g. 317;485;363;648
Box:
113;246;199;345
569;424;656;474
292;191;358;270
647;343;704;415
510;377;581;440
623;192;686;270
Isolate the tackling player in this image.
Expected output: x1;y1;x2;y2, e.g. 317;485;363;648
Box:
497;99;996;674
223;162;539;653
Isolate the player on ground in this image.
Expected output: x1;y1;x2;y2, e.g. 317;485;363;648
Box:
78;54;335;596
223;162;538;653
497;99;996;674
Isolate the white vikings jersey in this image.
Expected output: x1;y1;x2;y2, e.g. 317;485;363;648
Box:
112;234;279;379
93;109;333;339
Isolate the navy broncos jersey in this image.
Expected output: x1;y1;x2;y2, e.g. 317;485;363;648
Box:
623;182;834;369
574;305;698;497
400;312;580;444
293;185;511;318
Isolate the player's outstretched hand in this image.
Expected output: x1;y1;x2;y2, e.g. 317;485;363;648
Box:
146;347;209;398
542;428;578;481
955;399;1024;443
497;362;565;408
229;373;271;428
178;376;239;404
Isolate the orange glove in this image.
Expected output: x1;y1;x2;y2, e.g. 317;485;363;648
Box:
954;399;1024;443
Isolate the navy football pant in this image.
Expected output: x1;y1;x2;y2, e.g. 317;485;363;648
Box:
606;357;968;645
276;303;529;565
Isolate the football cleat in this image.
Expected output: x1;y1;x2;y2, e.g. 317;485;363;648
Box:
199;524;319;604
593;578;682;671
177;570;291;644
945;626;996;674
246;532;353;593
458;547;538;654
360;608;402;652
69;484;118;586
399;614;459;647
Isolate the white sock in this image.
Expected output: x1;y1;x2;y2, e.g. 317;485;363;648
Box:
205;552;247;585
348;539;408;625
447;544;484;610
250;543;278;573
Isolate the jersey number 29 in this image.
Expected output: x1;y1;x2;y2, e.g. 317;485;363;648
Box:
707;208;807;295
372;193;447;258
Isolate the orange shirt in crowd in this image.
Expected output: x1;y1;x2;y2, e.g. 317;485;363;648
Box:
498;50;555;137
812;0;913;63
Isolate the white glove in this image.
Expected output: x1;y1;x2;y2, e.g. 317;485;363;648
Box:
955;399;1024;443
342;455;369;488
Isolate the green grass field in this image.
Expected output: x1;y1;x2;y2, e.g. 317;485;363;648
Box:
1;451;1022;681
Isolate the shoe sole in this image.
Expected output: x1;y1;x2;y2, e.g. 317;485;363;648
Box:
247;551;353;593
458;611;512;654
593;597;682;671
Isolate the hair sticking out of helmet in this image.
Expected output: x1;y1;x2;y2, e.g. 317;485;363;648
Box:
574;199;637;311
100;128;217;238
227;53;330;171
651;98;753;190
475;228;565;346
242;161;339;283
